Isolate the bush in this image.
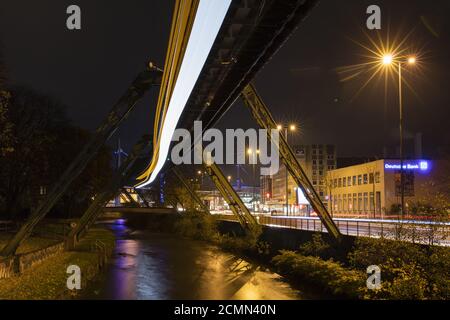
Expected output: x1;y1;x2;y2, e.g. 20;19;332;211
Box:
298;233;338;260
174;211;219;241
349;237;450;299
348;237;428;270
217;224;265;255
272;250;366;299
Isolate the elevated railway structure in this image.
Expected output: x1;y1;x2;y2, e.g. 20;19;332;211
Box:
1;0;343;257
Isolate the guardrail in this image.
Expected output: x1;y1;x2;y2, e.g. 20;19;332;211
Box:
91;239;108;268
0;221;14;232
214;213;450;246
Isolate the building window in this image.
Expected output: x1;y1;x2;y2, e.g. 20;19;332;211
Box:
343;178;346;187
363;174;368;184
358;175;362;185
358;193;363;213
338;178;342;188
363;192;368;212
375;171;381;183
334;179;337;188
343;194;347;213
370;192;374;213
369;173;374;184
353;193;357;213
347;177;351;186
313;180;317;185
352;176;356;185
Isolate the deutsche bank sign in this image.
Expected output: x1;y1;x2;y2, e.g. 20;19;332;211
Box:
384;161;430;172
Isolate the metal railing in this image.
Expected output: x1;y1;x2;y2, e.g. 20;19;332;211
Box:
91;239;108;267
0;221;13;232
215;213;450;246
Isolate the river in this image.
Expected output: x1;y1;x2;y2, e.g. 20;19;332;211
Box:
82;218;307;300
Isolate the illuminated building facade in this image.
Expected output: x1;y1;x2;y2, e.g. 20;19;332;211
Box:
326;159;436;217
261;144;336;215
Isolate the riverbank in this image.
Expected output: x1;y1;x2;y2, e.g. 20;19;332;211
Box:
0;227;114;299
0;234;58;255
173;212;450;300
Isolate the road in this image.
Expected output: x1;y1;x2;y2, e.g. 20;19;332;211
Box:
213;211;450;246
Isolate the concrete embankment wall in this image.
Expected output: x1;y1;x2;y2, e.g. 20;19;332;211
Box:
0;242;64;279
218;220;356;256
102;207;177;215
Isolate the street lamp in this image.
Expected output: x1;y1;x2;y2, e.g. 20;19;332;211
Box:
277;124;297;215
197;170;204;188
381;54;416;217
247;148;260;213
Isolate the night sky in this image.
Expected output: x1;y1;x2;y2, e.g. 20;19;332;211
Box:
1;0;449;160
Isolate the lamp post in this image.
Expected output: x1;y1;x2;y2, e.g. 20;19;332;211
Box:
277;124;296;216
247;148;259;213
382;54;416;217
197;170;204;188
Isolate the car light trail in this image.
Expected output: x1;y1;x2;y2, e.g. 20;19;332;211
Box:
136;0;232;188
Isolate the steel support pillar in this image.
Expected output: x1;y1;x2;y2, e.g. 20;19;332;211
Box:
66;137;150;250
204;162;257;231
121;188;142;208
134;188;151;208
1;64;162;257
172;167;210;214
165;193;182;209
241;83;341;241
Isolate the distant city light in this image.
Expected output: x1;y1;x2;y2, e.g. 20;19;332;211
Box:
408;56;416;65
296;188;309;205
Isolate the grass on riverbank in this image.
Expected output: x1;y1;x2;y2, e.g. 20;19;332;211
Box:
0;234;58;255
0;227;115;300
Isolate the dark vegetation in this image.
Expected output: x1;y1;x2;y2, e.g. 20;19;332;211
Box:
0;53;113;220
